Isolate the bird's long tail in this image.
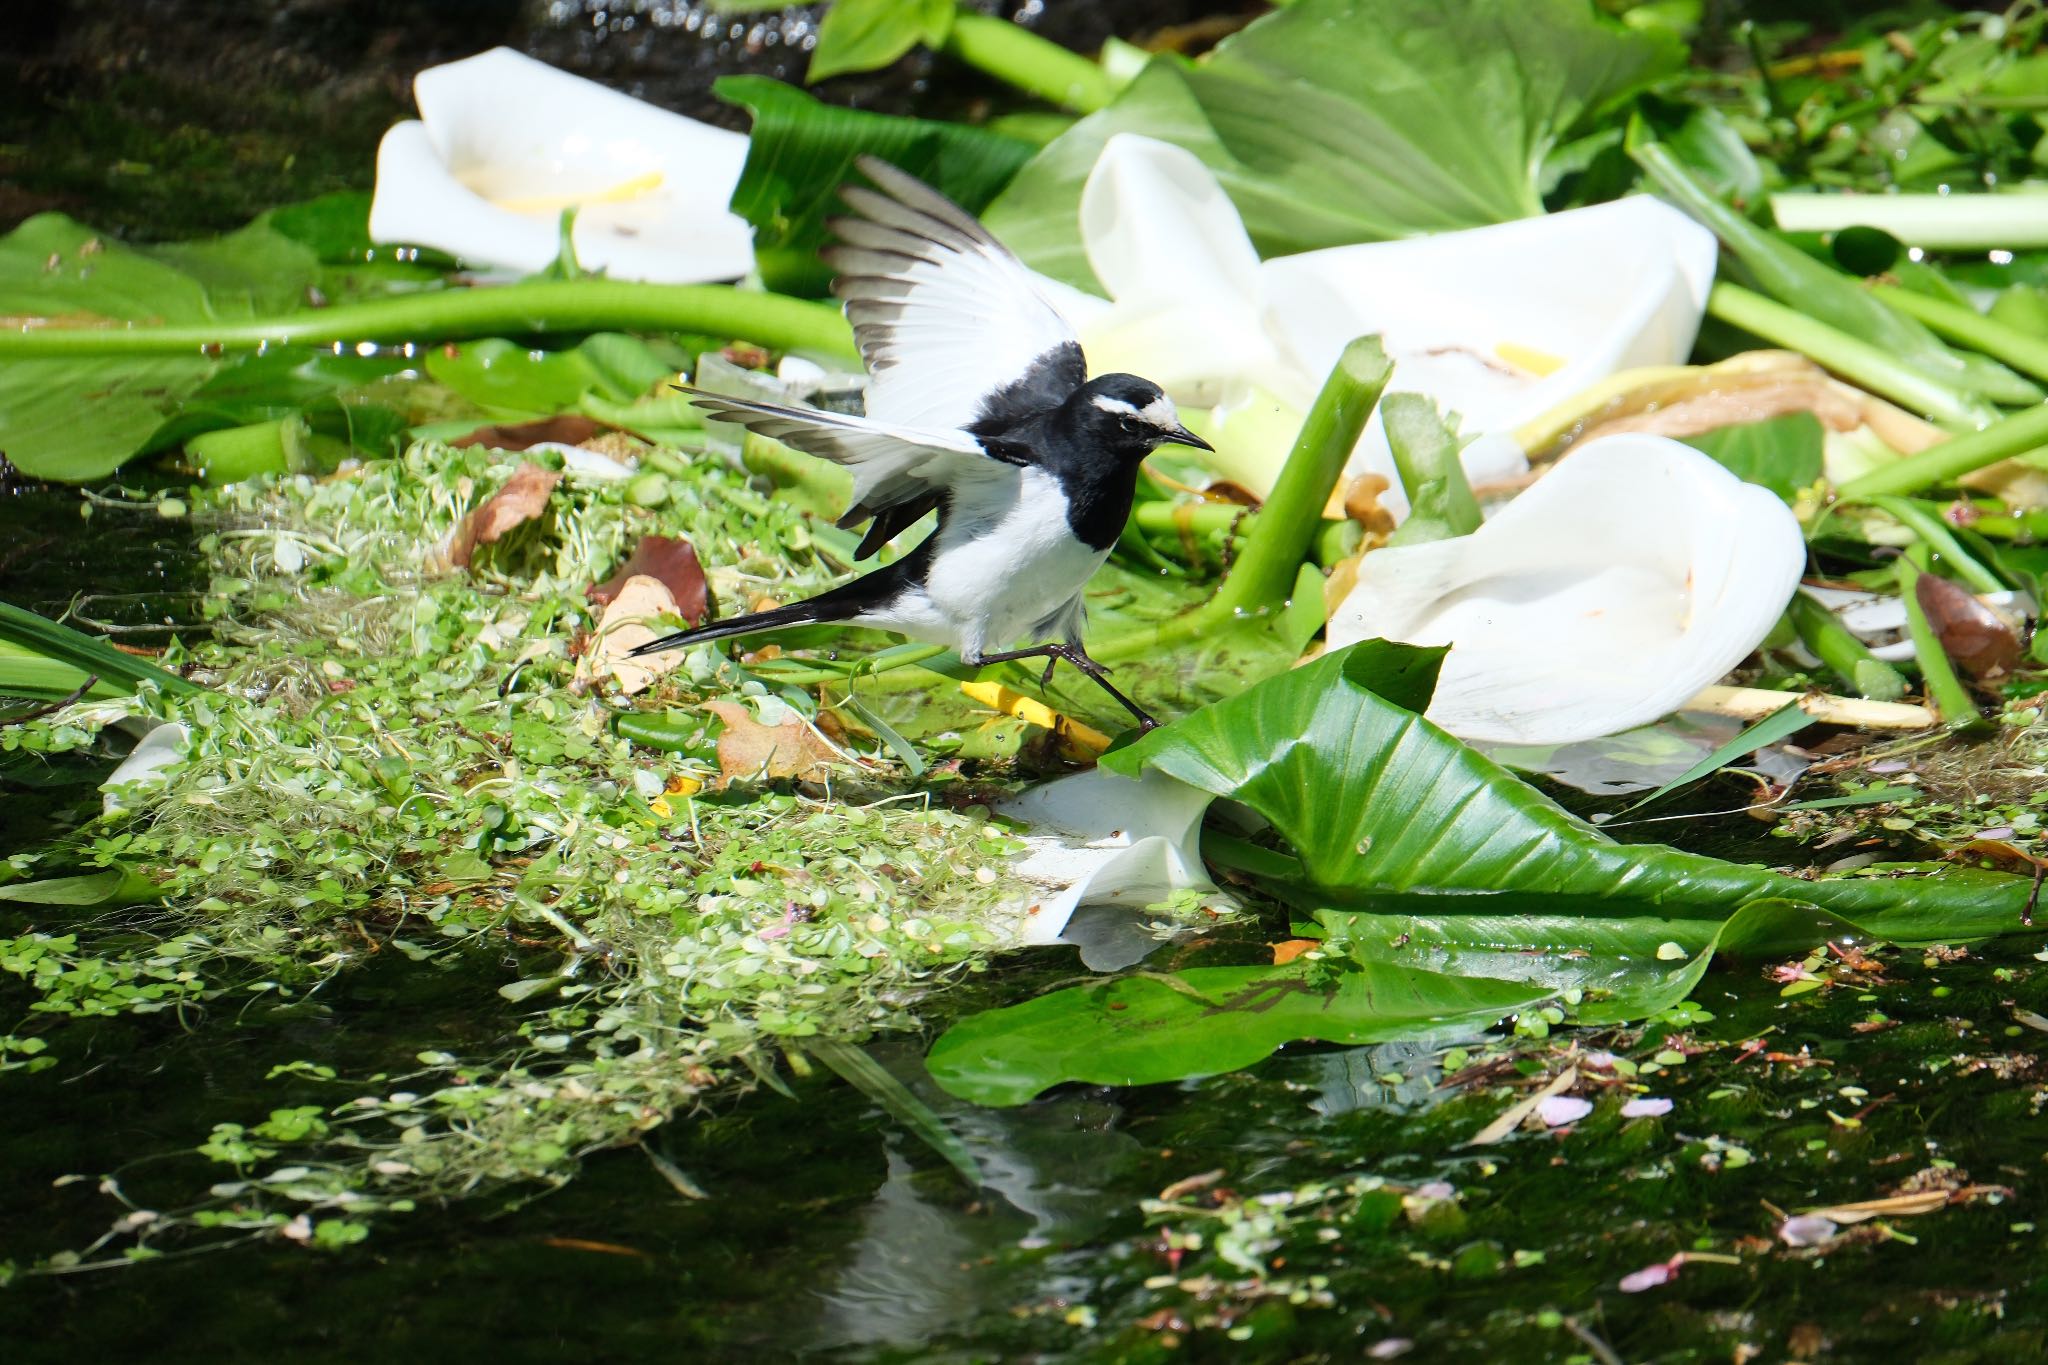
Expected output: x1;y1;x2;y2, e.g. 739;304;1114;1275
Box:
627;599;852;658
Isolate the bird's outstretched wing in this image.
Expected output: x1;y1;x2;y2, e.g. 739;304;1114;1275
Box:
826;155;1085;437
683;388;1009;557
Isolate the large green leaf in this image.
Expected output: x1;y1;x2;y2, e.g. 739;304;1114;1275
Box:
716;76;1037;297
929;960;1544;1107
927;641;2033;1104
0;213;318;480
1105;641;2026;939
983;0;1681;289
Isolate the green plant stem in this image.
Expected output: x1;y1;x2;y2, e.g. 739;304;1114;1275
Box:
1866;496;2008;594
1784;591;1908;701
1834;405;2048;499
1894;553;1989;731
1129;502;1260;536
1095;337;1391;661
941;11;1113;114
1770;192;2048;250
1707;283;1984;426
0;283;858;360
1206;337;1392;619
1966;510;2048;539
1872;283;2048;384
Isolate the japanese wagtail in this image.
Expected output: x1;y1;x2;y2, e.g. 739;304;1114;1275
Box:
630;156;1211;731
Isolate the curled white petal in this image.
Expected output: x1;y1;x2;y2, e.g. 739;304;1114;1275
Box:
1075;136;1285;405
368;48;754;282
102;722;191;815
1053;136;1718;511
996;768;1220;947
1328;436;1806;746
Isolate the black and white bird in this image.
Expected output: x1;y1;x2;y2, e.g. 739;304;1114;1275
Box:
629;155;1211;730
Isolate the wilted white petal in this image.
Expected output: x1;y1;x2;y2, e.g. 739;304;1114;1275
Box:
368;48;753;282
553;446;635;481
997;768;1220;946
1778;1214;1840;1247
1620;1096;1674;1118
1329;436;1804;745
102;722;191;816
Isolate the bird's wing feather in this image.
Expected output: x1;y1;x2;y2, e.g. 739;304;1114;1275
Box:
682;388;1004;552
826;156;1085;435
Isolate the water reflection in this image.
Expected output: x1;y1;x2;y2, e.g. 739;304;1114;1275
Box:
807;1047;1140;1351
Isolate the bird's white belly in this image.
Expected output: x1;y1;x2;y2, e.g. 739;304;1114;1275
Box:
916;466;1106;657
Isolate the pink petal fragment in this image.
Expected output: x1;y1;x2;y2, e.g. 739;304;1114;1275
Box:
1537;1095;1593;1127
1619;1260;1677;1293
1621;1097;1673;1118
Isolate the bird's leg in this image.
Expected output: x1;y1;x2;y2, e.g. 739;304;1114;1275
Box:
973;643;1158;732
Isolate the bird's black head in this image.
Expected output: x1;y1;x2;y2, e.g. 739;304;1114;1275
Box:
1065;374;1214;461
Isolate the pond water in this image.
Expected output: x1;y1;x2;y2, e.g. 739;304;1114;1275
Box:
6;4;2048;1359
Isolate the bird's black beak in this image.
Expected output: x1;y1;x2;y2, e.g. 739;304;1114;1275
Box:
1162;425;1214;453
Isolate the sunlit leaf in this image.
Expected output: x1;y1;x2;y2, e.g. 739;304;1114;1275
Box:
806;0;955;84
1680;411;1824;502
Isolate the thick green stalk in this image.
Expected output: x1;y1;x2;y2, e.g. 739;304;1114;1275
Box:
1866;496;2007;595
1200;337;1392;621
941;12;1113;114
1835;405;2048;499
1966;510;2048;540
0;282;858;360
1872;283;2048;385
1771;192;2048;249
1784;591;1908;701
1895;554;1990;731
1708;283;1986;426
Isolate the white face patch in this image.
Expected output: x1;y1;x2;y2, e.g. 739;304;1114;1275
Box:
1091;392;1182;430
1140;395;1180;430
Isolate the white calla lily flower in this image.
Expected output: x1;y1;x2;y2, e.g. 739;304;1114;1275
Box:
996;768;1221;947
102;722;190;816
1056;135;1718;515
368;48;754;282
1327;436;1806;746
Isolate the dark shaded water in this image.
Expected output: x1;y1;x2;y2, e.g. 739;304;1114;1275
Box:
0;0;1238;241
1;922;2044;1362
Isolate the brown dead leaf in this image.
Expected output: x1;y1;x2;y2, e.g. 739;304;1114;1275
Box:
446;461;561;569
1270;938;1320;965
1803;1189;1953;1223
1571;363;1866;450
1467;1066;1578;1147
577;574;686;696
588;536;712;626
704;700;845;785
1156;1168;1227;1202
451;414;604;452
539;1236;650;1258
1914;573;2022;678
1342;471;1399;536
